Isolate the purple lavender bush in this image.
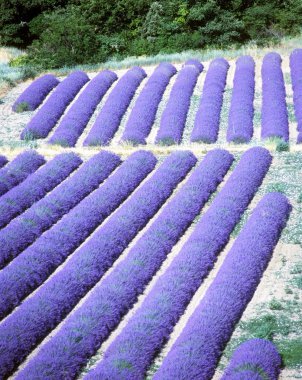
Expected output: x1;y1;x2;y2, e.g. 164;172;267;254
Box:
0;151;120;268
12;74;59;112
20;71;89;140
0;151;196;378
84;67;146;146
221;339;281;380
121;63;176;145
0;154;8;168
290;49;302;143
86;147;272;380
0;150;156;321
17;149;232;380
261;52;289;141
49;70;117;147
0;152;81;230
227;56;255;143
155;64;201;145
154;192;290;380
191;58;229;143
0;150;45;196
184;59;204;73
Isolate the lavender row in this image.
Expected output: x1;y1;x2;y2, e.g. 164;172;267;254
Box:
87;147;272;380
191;58;229;143
0;151;120;268
261;52;289;141
0;151;195;378
184;59;204;73
49;70;117;147
19;149;233;379
0;152;81;230
290;49;302;143
0;151;156;321
84;67;146;146
13;74;59;112
155;63;201;145
221;339;281;380
121;63;176;145
0;150;45;196
0;154;7;168
21;71;89;140
227;56;255;143
155;193;290;380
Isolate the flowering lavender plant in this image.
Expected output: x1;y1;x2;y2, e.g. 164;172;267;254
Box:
227;56;255;143
290;49;302;142
221;339;281;380
0;152;81;230
20;71;89;140
84;67;146;146
0;151;120;268
154;192;290;380
86;147;272;380
0;151;196;378
0;151;156;322
261;52;289;141
191;58;229;143
49;70;117;147
156;64;201;145
17;150;232;380
183;59;204;73
0;150;45;196
12;74;59;112
121;63;176;145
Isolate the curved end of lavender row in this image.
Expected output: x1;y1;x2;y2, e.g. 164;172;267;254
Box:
0;155;8;168
236;55;255;68
184;59;204;73
12;74;59;112
263;51;282;65
211;57;230;69
221;338;281;380
128;66;147;80
158;62;177;76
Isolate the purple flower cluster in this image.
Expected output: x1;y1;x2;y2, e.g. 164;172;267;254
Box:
261;52;289;141
18;149;232;380
0;154;7;168
0;151;156;322
12;74;59;112
183;59;204;73
155;64;201;145
0;152;81;230
84;67;146;146
20;71;89;140
0;151;120;269
227;56;255;143
0;150;45;196
0;151;196;378
121;63;176;145
49;71;117;147
290;49;302;143
221;339;281;380
86;147;271;380
191;58;229;143
155;192;290;380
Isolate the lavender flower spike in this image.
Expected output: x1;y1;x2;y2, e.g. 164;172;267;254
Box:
121;63;176;145
155;65;201;145
261;52;289;141
21;71;89;140
12;74;59;112
191;57;229;143
0;150;45;196
154;193;290;380
227;56;255;143
221;339;281;380
84;67;146;146
49;70;117;147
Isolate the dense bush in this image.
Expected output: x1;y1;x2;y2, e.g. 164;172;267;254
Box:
1;1;302;68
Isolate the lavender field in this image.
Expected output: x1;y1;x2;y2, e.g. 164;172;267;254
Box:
0;49;301;380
